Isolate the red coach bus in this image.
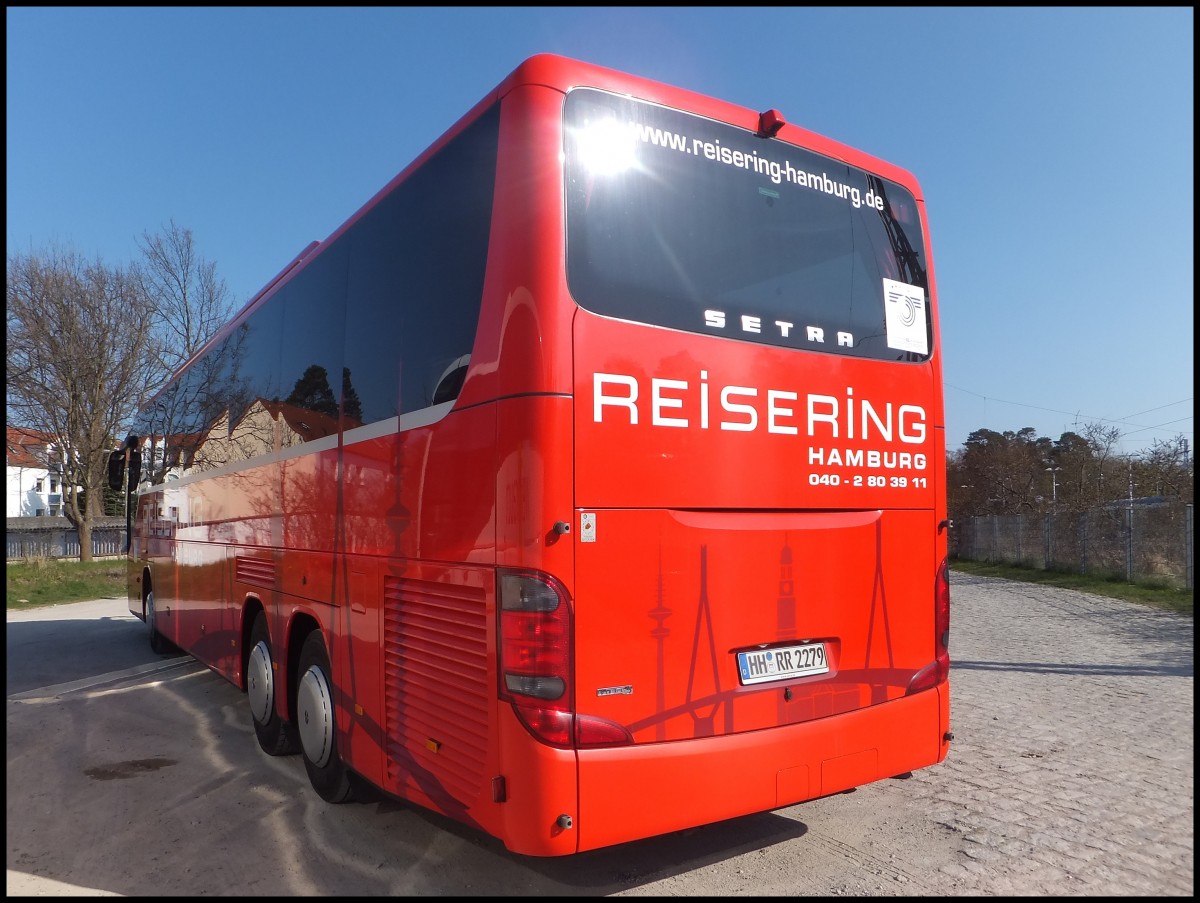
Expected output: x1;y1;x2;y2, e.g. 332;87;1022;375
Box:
111;53;950;857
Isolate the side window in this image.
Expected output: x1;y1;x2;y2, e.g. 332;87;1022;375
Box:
344;103;500;426
182;295;286;468
129;101;500;461
277;242;347;444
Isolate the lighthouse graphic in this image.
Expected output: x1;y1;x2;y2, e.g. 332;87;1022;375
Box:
649;545;672;742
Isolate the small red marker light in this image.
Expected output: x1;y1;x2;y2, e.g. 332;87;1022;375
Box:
757;109;785;138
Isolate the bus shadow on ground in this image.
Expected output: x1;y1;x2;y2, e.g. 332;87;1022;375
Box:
525;812;809;891
383;790;809;893
4;614;181;696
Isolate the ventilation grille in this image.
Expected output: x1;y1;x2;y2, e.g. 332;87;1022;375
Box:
235;556;276;587
383;575;489;805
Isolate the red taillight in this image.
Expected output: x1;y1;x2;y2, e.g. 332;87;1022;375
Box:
575;713;634;748
498;569;573;747
907;556;951;695
935;556;951;670
496;568;635;749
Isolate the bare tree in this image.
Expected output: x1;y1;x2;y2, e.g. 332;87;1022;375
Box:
1138;435;1194;504
7;245;159;559
138;219;234;376
1079;422;1123;505
133;223;237;486
7;226;235;560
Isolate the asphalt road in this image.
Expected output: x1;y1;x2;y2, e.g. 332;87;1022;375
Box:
6;573;1194;896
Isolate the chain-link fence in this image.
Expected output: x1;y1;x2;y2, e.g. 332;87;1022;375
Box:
951;501;1193;590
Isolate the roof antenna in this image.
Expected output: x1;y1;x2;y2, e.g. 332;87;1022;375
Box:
756;109;785;138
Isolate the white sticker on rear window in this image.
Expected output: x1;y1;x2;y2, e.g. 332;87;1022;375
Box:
883;279;928;355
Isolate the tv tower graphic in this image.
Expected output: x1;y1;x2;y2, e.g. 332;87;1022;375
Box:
777;536;797;723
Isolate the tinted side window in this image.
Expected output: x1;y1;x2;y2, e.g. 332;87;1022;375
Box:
278;242;347;442
133;102;501;479
344;103;500;425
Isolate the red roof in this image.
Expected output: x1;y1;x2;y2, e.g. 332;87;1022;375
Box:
5;426;55;468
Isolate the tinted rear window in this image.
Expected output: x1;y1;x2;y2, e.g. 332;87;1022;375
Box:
564;88;930;361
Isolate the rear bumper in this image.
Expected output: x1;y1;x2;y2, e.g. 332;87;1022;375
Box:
575;683;948;853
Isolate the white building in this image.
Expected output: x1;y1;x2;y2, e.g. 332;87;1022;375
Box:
6;426;66;517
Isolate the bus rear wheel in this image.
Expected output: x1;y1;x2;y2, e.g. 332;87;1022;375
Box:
145;588;171;655
296;631;354;803
247;612;298;756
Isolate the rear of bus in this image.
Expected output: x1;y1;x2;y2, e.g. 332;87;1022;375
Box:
488;56;950;855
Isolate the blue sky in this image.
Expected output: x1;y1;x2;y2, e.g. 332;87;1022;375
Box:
7;7;1193;457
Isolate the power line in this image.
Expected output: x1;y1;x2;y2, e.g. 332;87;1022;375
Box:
944;384;1193;436
1120;416;1194;438
1120;399;1194;420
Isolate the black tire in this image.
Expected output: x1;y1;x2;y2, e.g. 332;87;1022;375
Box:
296;631;354;803
145;588;172;655
247;612;299;756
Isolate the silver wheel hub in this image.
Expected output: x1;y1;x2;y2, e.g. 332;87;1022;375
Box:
297;662;334;768
247;640;274;725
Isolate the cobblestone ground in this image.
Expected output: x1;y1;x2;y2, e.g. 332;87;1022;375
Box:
6;581;1194;897
911;573;1194;896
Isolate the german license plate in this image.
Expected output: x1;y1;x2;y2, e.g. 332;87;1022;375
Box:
737;642;829;685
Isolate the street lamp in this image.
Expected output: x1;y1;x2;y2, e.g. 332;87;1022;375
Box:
1045;466;1061;508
